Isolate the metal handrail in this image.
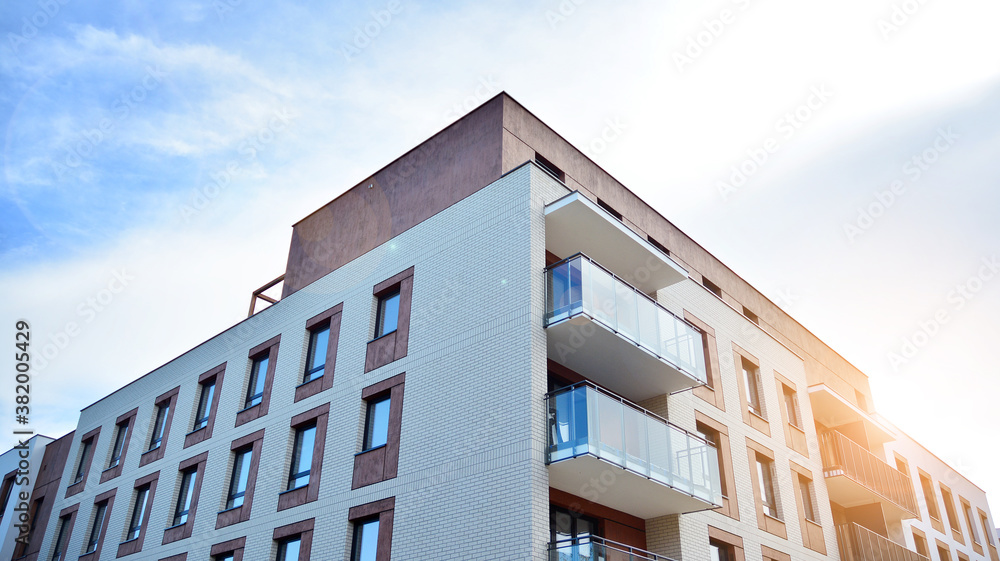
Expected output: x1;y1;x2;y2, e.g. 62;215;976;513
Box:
544;381;715;450
820;431;918;515
549;536;677;561
837;523;929;561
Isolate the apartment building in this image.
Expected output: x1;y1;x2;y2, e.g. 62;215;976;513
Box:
9;93;996;561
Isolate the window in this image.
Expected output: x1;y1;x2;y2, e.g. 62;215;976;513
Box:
352;517;380;561
940;485;963;538
149;403;170;450
743;306;759;325
51;514;72;561
237;336;279;426
798;475;816;521
365;268;414;372
278;404;329;511
711;540;735;561
938;545;951;561
82;490;116;558
163;450;207;544
227;448;253;509
67;427;100;497
210;537;246;561
185;363;225;447
193;381;216;431
688;312;725;411
375;292;400;338
217;429;264;527
273;519;314;561
647;235;670;256
245;356;269;409
353;374;405;489
980;510;995;546
108;421;130;468
791;462;825;554
782;385;800;427
695;413;737;520
703;277;723;298
597;198;623;221
288;424;317;490
756;454;779;518
921;474;941;520
913;531;929;557
743;359;763;415
963;500;981;544
707;526;744;561
363;397;390;451
125;486;150;541
0;475;13;520
296;304;343;401
173;469;197;526
348;498;394;561
535;153;565;181
303;326;330;383
85;502;107;554
277;538;301;561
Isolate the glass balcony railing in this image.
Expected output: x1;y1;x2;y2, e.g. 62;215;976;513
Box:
837;523;929;561
546;382;723;507
820;431;918;516
545;254;707;386
549;536;676;561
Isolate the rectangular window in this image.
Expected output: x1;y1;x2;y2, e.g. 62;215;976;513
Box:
703;277;723;298
941;485;961;534
273;519;313;561
963;501;981;544
913;533;929;557
85;501;108;554
363;396;391;451
227;448;253;509
173;468;197;526
756;454;779;519
647;235;670;256
696;422;729;501
108;421;130;468
597;198;623;221
783;386;800;427
535;153;565;181
710;540;735;561
351;517;380;561
303;326;330;382
743;358;763;416
0;475;13;519
799;475;816;522
210;537;245;561
193;381;216;431
51;514;72;561
125;486;150;541
938;546;951;561
375;292;400;338
743;306;759;325
75;439;93;483
288;424;317;490
922;474;941;519
981;512;995;546
245;355;269;409
149;403;170;450
277;538;301;561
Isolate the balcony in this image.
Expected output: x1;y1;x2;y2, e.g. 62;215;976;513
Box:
545;254;707;401
837;523;929;561
546;382;723;519
820;431;919;520
545;192;688;294
550;536;675;561
808;384;895;447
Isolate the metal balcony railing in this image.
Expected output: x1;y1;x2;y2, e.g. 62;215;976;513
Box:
549;536;676;561
837;523;930;561
820;431;918;515
546;382;723;507
545;254;707;385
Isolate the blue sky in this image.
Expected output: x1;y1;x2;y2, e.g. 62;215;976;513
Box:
2;0;999;508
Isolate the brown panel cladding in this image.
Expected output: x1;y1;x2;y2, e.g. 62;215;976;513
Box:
13;433;75;561
278;404;330;511
282;96;504;297
549;488;646;550
365;268;414;372
296;303;343;401
353;373;405;488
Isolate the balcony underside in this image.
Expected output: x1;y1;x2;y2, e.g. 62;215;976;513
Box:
545;192;687;293
547;316;703;401
549;454;717;519
809;384;894;445
825;473;918;520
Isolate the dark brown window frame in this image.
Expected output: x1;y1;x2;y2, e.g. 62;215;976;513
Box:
278;404;329;511
273;518;315;561
216;429;265;529
295;304;343;402
236;336;280;427
746;437;786;539
365;268;414;372
163;451;209;544
734;343;770;437
348;497;395;561
117;470;159;557
140;387;180;467
159;555;187;561
100;408;138;483
80;487;116;561
210;536;246;561
50;503;80;561
353;373;405;489
686;311;724;411
695;411;738;521
790;460;826;554
709;526;746;561
773;372;808;457
67;426;101;498
185;363;226;448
